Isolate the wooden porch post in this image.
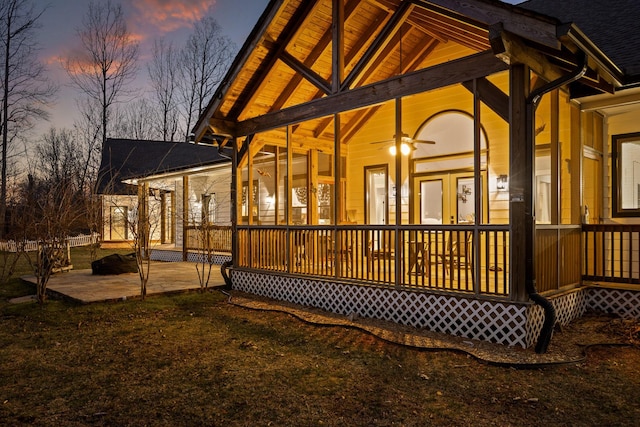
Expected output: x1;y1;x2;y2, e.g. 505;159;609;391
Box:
231;137;238;267
160;192;166;243
509;64;530;302
138;182;149;258
182;175;189;262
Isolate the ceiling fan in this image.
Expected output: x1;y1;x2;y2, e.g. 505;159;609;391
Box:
370;133;436;155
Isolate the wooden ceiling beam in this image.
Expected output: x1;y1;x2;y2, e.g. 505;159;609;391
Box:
314;23;428;140
409;15;488;51
491;27;566;84
269;0;361;113
341;1;412;90
462;78;509;122
235;51;507;136
228;0;321;120
299;6;392;139
412;0;559;49
277;48;332;95
342;105;383;142
332;0;344;93
337;37;440;143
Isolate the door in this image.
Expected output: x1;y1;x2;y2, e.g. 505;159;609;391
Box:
416;172;481;225
583;151;602;224
110;206;128;240
365;165;389;255
365;165;388;225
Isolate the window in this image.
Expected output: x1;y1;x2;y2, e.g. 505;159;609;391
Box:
613;133;640;217
202;193;217;224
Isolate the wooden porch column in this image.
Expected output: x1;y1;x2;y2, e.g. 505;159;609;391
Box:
182;175;189;262
160;192;166;243
231;137;238;267
509;64;530;302
138;182;149;258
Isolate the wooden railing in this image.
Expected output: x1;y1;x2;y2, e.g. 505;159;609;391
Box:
583;224;640;284
236;225;511;297
185;225;232;253
535;226;582;292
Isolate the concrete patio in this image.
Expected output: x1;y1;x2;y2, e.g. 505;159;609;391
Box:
21;261;227;304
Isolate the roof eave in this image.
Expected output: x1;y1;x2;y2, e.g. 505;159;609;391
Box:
558;23;625;87
192;0;285;141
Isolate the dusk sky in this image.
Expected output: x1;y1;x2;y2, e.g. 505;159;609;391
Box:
33;0;270;136
32;0;522;138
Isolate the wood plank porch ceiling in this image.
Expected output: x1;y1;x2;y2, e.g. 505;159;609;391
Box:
211;0;492;144
201;0;606;146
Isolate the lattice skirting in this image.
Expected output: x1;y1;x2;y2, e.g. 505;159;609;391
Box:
588;287;640;319
232;271;533;348
231;271;640;348
150;249;231;265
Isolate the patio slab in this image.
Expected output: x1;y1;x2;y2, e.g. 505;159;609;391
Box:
21;262;227;304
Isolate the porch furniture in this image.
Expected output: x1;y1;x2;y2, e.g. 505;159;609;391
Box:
408;240;430;277
440;232;473;280
292;230;310;267
325;236;354;271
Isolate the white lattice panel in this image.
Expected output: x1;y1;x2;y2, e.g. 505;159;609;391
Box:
232;271;640;349
150;249;231;265
233;271;531;348
150;250;183;262
588;288;640;319
553;290;589;325
526;290;589;348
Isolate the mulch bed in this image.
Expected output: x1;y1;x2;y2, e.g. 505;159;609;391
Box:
228;291;638;367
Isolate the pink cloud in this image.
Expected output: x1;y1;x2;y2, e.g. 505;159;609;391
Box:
130;0;215;33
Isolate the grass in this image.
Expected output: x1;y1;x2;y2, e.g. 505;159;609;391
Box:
1;247;639;426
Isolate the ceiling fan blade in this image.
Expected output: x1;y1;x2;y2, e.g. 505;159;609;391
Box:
369;139;394;145
412;138;436;144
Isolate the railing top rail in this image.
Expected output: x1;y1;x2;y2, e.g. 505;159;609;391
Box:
237;224;511;231
583;224;640;232
536;224;583;230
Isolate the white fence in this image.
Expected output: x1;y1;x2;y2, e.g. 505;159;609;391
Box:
0;233;100;253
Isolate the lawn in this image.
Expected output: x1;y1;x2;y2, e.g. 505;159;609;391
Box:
0;247;639;426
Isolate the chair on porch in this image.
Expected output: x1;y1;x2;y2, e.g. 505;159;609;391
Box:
325;235;354;271
440;231;473;282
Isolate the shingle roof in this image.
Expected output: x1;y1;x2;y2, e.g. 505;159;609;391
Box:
519;0;640;80
96;138;229;194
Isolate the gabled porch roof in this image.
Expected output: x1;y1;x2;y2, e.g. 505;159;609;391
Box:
192;0;621;143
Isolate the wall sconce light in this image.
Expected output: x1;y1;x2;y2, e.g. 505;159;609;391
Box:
496;174;508;192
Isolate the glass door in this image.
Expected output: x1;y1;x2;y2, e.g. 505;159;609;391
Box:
416;173;479;225
365;165;388;225
110;206;128;240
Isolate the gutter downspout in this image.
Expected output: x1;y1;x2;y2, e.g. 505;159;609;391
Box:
526;51;587;354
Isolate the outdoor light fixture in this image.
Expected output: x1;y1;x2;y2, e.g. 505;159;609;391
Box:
496;174;508;191
388;143;412;156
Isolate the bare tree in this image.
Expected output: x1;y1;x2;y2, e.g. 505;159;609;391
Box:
148;38;179;142
0;0;55;238
63;0;139;148
35;128;83;190
110;98;160;140
178;16;235;141
13;174;81;303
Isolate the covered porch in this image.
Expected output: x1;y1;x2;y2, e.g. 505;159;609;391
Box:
190;0;640;348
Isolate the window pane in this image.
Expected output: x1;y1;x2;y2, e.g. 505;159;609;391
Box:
620;139;640;209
